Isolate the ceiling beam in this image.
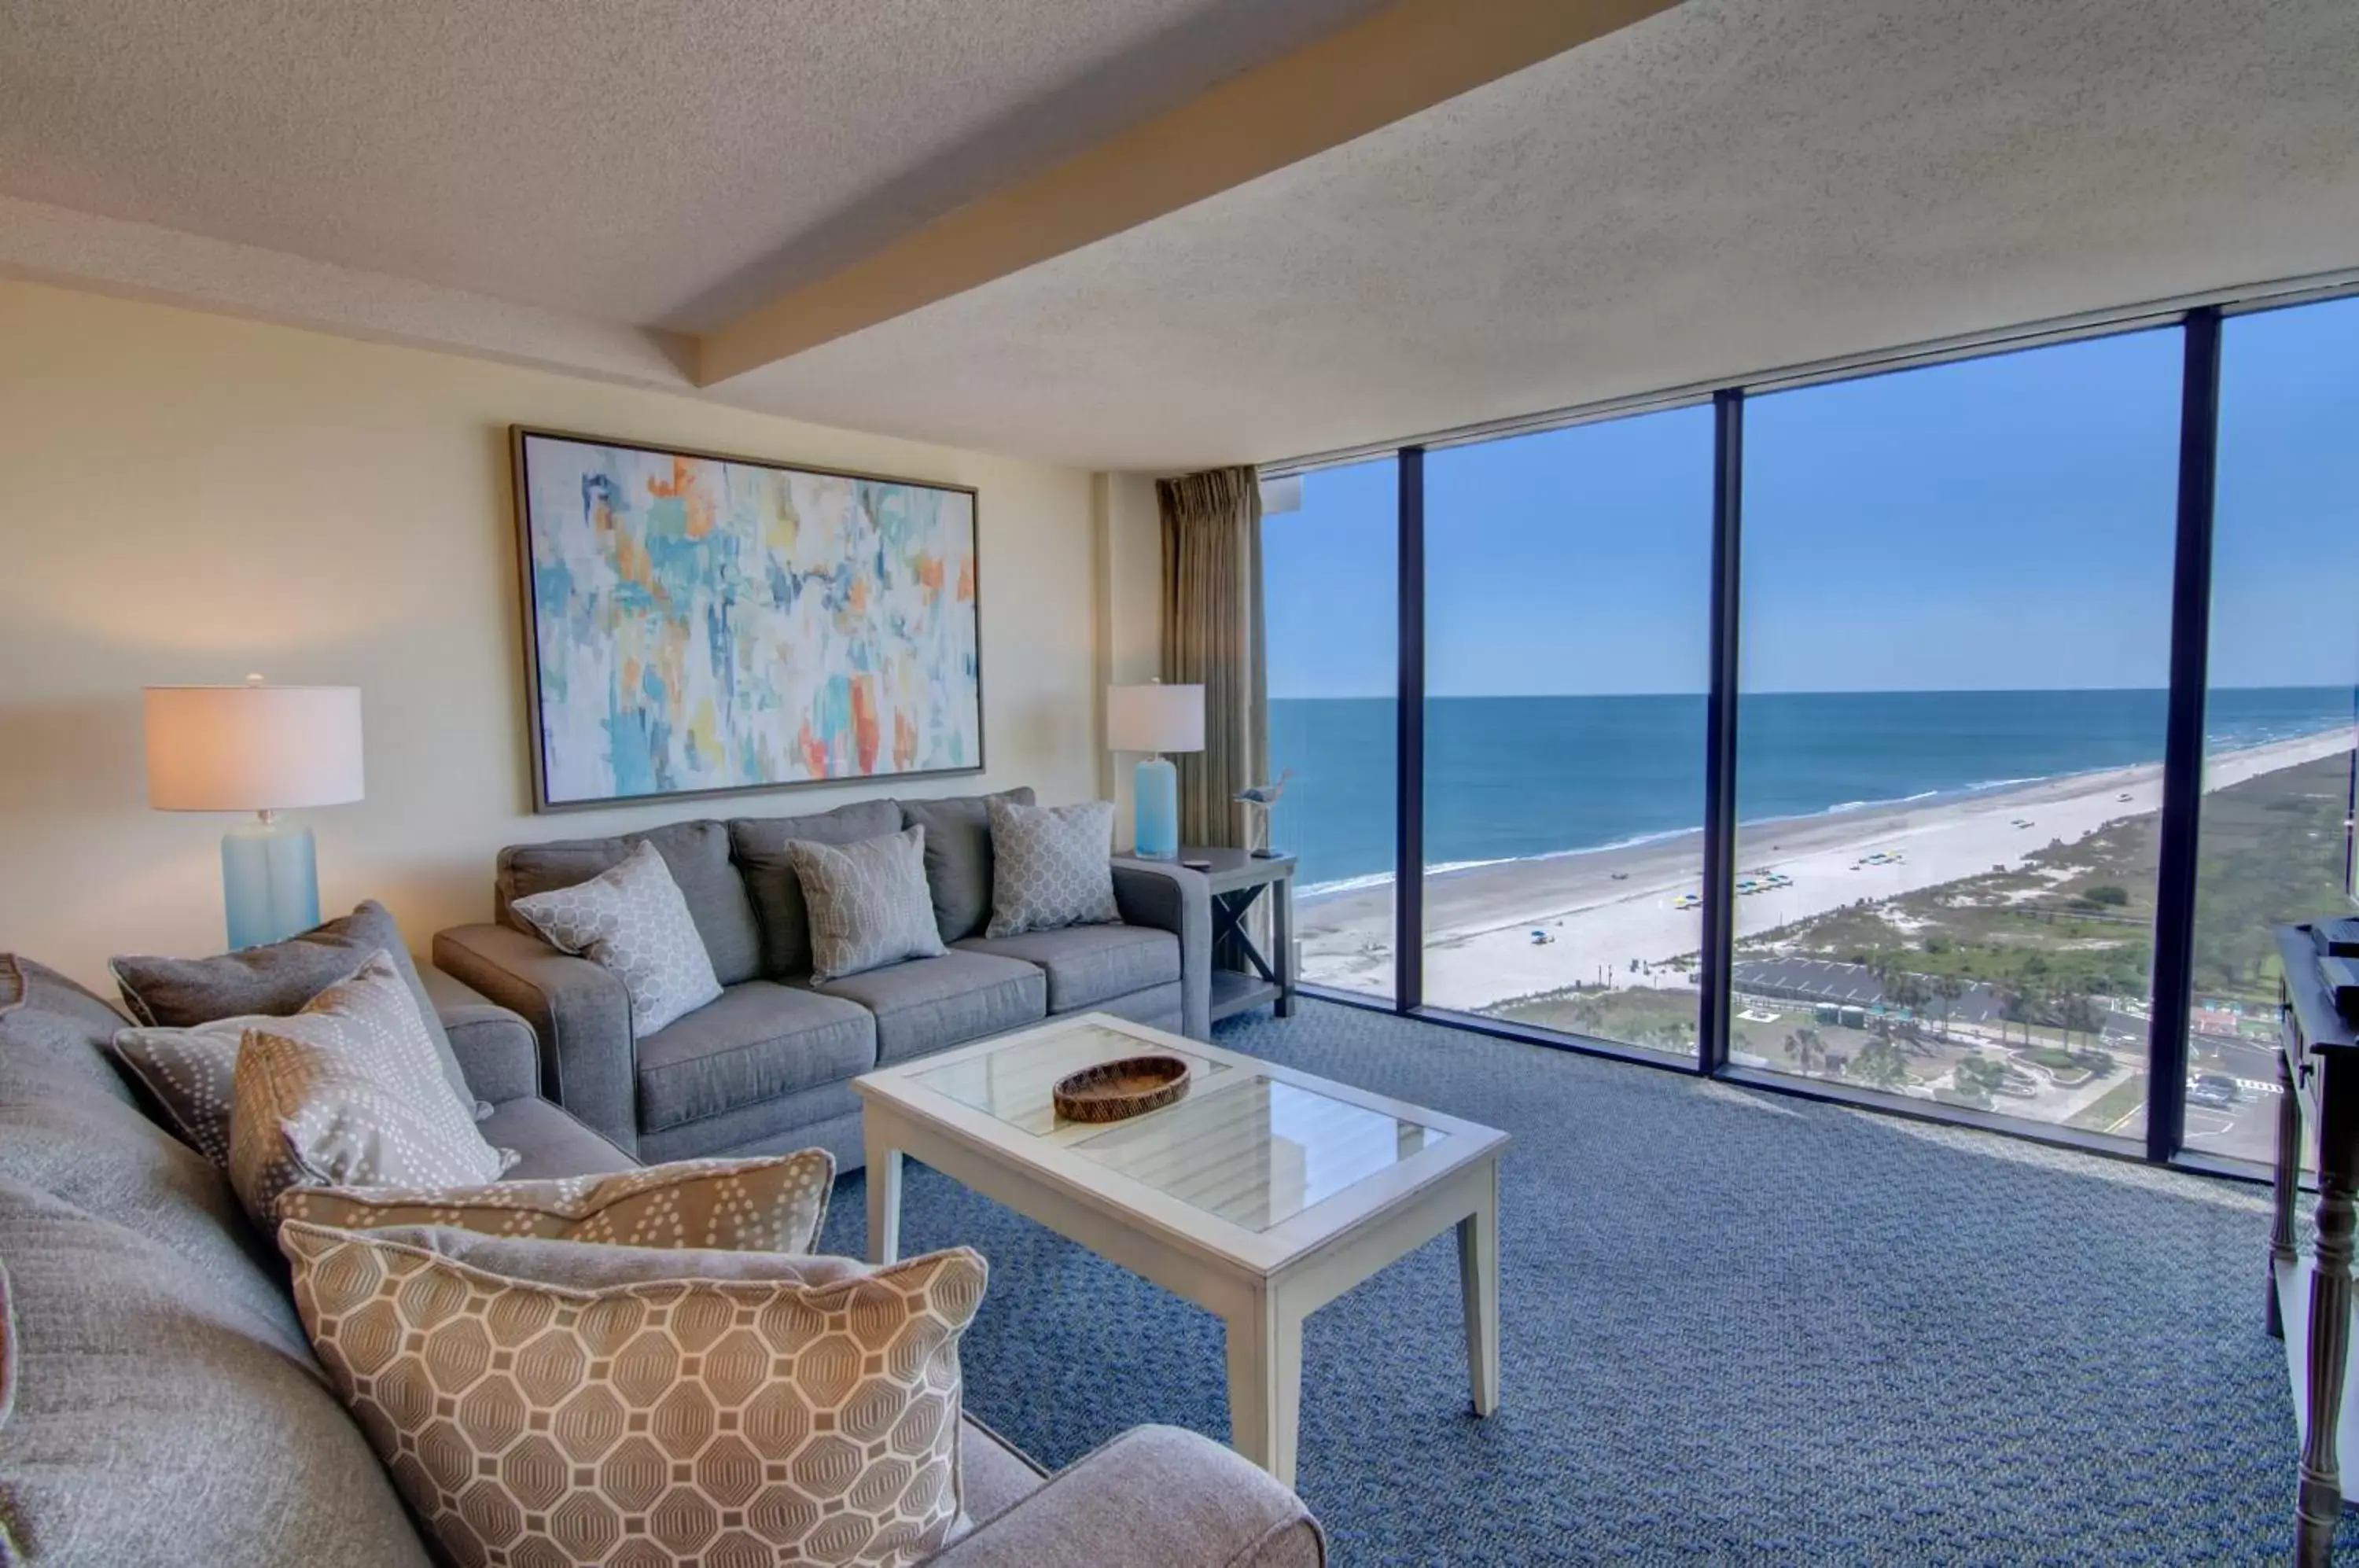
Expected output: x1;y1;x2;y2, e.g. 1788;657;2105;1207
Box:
695;0;1682;387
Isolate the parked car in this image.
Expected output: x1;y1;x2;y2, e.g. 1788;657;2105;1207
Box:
2188;1073;2240;1110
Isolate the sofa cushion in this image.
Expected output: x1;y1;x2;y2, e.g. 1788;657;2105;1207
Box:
282;1223;985;1568
0;960;300;1342
498;818;764;986
0;1176;433;1568
728;797;905;977
954;925;1182;1015
477;1094;641;1178
790;824;950;982
109;900;480;1118
636;980;877;1132
814;951;1046;1066
900;787;1036;944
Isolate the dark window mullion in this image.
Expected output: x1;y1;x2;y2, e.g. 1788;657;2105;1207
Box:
1396;446;1426;1012
1698;390;1745;1074
2147;308;2223;1162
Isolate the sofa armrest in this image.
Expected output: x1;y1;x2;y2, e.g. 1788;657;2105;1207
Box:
929;1426;1322;1568
419;966;543;1105
1111;863;1212;1040
432;924;639;1154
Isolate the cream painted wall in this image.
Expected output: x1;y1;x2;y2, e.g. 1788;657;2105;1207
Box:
1092;471;1165;851
0;278;1105;988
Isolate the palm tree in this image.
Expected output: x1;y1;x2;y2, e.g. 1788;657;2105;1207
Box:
1782;1026;1828;1077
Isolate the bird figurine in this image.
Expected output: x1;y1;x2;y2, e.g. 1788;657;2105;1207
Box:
1233;770;1293;858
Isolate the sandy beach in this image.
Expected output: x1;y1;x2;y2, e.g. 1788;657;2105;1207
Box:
1299;729;2355;1010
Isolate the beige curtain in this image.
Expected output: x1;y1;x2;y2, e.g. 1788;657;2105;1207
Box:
1157;466;1266;851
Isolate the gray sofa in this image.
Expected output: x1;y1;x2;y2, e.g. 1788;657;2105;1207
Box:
435;790;1211;1171
0;951;1322;1567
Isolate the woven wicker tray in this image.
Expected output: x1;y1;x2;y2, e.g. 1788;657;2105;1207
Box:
1052;1055;1191;1123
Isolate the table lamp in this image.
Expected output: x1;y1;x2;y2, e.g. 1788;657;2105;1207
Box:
1107;681;1203;859
145;677;365;949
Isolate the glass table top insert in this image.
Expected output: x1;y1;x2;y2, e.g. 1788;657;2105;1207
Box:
908;1023;1447;1231
1071;1076;1444;1231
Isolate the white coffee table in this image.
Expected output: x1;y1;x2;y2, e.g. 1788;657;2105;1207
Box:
853;1012;1510;1485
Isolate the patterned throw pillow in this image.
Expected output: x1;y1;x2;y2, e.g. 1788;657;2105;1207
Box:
282;1222;987;1568
786;826;949;983
986;798;1121;937
277;1149;835;1251
229;952;516;1226
106;1013;275;1166
510;839;723;1036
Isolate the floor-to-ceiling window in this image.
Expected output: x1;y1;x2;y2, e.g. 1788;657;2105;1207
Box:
1264;456;1399;999
1729;330;2184;1134
1420;408;1713;1055
2184;297;2359;1165
1259;279;2359;1174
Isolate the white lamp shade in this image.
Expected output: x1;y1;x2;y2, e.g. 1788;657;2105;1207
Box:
145;685;365;812
1107;683;1205;753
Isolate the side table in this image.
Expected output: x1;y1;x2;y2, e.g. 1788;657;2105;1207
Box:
1117;846;1296;1023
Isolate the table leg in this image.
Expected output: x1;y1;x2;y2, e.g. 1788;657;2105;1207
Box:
1224;1290;1302;1487
2273;1048;2301;1340
1459;1161;1500;1416
1274;876;1296;1019
866;1137;903;1265
2301;1070;2357;1568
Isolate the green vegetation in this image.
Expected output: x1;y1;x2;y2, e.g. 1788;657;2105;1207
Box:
1736;750;2356;1035
2189;751;2356;1005
1489;984;1697;1053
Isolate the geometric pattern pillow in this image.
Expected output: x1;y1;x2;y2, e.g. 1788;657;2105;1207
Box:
276;1148;835;1252
511;840;723;1036
785;826;949;984
228;953;517;1228
280;1221;988;1568
985;797;1121;937
105;1012;275;1167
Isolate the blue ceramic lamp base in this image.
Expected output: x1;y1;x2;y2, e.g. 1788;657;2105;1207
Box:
1133;755;1180;859
222;815;321;950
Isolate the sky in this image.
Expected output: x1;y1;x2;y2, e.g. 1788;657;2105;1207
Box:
1263;296;2359;698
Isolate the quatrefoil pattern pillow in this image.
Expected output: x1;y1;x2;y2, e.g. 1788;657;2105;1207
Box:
985;797;1120;937
510;840;723;1036
785;826;949;983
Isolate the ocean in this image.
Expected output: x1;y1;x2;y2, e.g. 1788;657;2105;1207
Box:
1267;686;2355;895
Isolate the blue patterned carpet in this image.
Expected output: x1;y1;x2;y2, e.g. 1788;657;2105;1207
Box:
817;1001;2341;1564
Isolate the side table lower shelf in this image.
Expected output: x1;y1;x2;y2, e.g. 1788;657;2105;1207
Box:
1209;969;1283;1023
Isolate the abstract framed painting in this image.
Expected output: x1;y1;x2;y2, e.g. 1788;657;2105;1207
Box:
510;427;983;812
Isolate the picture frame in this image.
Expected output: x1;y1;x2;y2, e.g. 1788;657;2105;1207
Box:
510;425;984;812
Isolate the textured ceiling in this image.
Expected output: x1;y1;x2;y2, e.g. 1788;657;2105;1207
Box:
0;0;1386;329
717;0;2359;469
6;0;2355;473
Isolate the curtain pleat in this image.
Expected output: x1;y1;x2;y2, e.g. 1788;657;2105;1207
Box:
1157;466;1267;851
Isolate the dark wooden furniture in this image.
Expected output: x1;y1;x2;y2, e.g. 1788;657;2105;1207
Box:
2272;922;2359;1566
1117;848;1297;1023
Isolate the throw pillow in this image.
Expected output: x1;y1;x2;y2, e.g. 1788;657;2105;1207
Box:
510;839;723;1036
277;1148;834;1251
986;797;1121;937
228;952;515;1226
105;1012;274;1166
897;788;1036;944
786;826;949;983
282;1221;987;1568
109;899;483;1118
